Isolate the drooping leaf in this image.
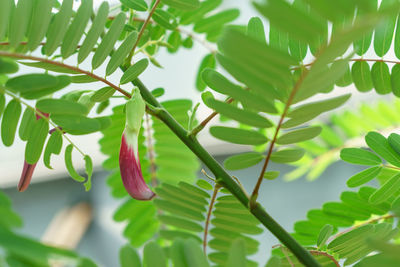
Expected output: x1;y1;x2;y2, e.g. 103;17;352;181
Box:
18;108;35;141
64;144;85;182
143;242;166;267
365;131;400;167
226;239;247;267
247;17;266;44
0;58;18;74
45;0;73;56
163;0;200;10
388;133;400;155
27;0;53;51
317;224;333;248
92;12;126;69
1;99;21;147
202;69;277;113
120;0;148;11
196;54;216;91
369;172;400;204
371;62;392;95
210;126;268;145
51;114;101;135
0;0;13;41
276;126;322;145
25;118;49;164
270;148;305;163
78;1;109;63
264;171;280;180
204;98;273;128
84;155;93;191
61;0;93;59
36;99;88;116
347;166;382;188
351;61;374;92
374;0;397;57
106;31;138;76
391;64;400;97
340;148;382;165
8;0;33;49
43;131;62;169
91;87;115;102
120;244;141;267
224;152;264;170
120;59;149;84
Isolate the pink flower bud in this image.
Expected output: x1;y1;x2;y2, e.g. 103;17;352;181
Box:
119;89;155;200
18;111;49;192
119;130;155;200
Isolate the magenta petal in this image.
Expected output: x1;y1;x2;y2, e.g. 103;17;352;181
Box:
18;161;37;192
119;132;155;200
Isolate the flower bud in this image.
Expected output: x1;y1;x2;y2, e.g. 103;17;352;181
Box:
119;90;155;200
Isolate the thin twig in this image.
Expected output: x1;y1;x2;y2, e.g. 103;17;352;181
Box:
203;184;220;253
0;51;131;98
309;251;340;267
127;0;161;63
250;68;309;208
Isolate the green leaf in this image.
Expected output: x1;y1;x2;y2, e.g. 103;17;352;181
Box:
61;0;92;59
194;9;240;33
276;126;322;145
270;148;305;163
353;7;375;55
25;118;49;164
183;239;210;267
6;74;71;100
51;114;101;135
224;152;264;170
158;215;203;232
264;171;280;180
27;0;53;51
347;166;382;188
92;12;126;69
77;258;97;267
120;0;148;12
1;99;21;146
0;0;13;41
84;155;93;191
227;239;246;267
70;75;97;84
37;99;88;116
196;54;216;91
18;108;35;141
77;1;110;63
8;0;33;48
204;98;273;128
143;241;166;267
371;62;392;94
202;69;277;113
288;94;351;122
0;94;5;116
120;244;141;267
64;144;85;182
120;59;149;84
365;131;400;167
196;180;213;191
317;224;333;248
106;31;138;76
269;25;289;52
210;126;268;145
0;58;18;74
335;62;353;87
369;172;400;204
91;87;115;102
340;148;382;165
374;0;397;57
18;61;79;74
254;0;326;44
391;64;400;97
153;9;178;30
163;0;200;10
247;17;266;44
328;224;374;250
167;31;181;53
45;0;73;56
388;133;400;155
43;131;62;169
180;0;222;25
351;61;374;92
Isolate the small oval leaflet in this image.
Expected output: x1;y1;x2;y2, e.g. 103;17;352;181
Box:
224;152;264;170
340;148;382;166
120;59;149;84
210;126;268;145
346;166;382;188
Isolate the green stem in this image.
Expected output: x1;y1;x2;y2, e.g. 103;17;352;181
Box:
131;78;321;267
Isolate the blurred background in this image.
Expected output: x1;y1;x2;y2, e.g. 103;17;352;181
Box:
0;0;394;266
